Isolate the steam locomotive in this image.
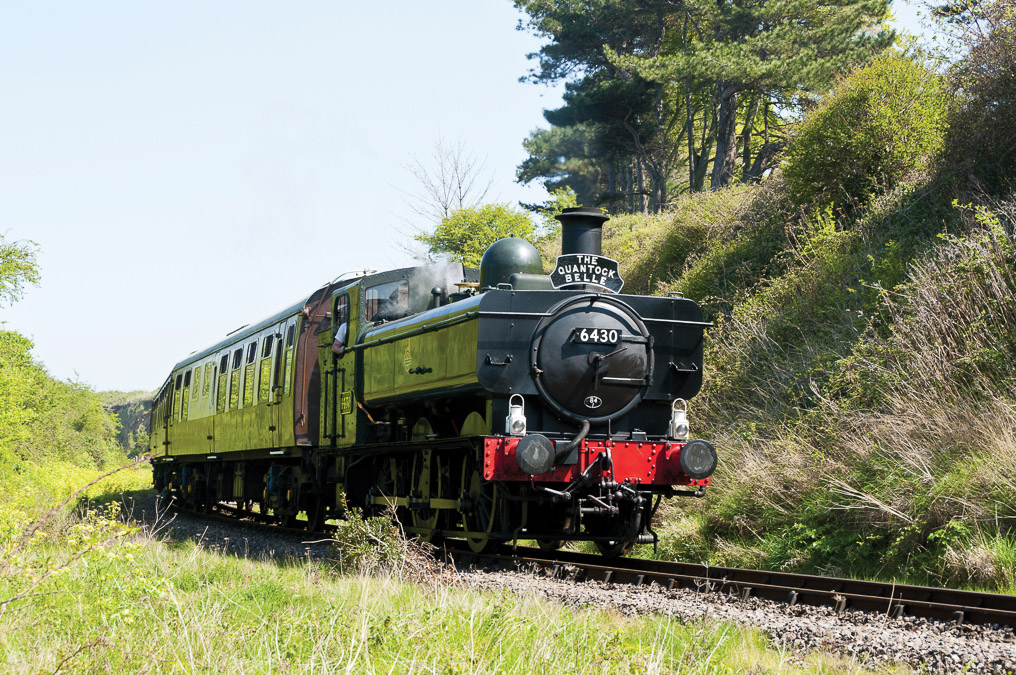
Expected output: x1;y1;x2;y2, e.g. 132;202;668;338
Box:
149;207;716;555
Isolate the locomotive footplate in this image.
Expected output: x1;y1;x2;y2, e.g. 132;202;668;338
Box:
482;436;712;488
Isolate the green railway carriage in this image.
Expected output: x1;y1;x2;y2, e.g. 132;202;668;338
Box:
151;208;718;554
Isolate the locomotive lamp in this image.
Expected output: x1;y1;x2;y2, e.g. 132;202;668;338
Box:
667;398;690;440
679;439;718;480
506;394;527;436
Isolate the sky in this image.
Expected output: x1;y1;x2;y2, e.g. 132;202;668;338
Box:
1;1;929;394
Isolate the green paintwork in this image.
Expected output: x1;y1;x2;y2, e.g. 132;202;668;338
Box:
151;310;303;459
361;294;482;404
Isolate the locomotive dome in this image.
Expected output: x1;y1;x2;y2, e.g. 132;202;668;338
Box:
478;235;543;289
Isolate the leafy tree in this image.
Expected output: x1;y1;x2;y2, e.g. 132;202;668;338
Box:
414;203;537;267
514;0;894;206
0;234;40;307
782;51;949;209
942;0;1016;193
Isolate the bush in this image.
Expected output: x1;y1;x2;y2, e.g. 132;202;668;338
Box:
783;51;949;210
946;0;1016;194
330;505;437;579
0;330;121;469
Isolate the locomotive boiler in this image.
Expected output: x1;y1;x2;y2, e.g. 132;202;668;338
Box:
150;207;716;555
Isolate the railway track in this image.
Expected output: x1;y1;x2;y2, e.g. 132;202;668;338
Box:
169;499;1016;629
441;541;1016;629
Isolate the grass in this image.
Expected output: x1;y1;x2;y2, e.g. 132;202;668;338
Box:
0;475;912;674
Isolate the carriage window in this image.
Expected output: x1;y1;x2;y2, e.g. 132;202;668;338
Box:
202;362;213;397
216;355;228;413
175;374;182;389
229;348;243;409
242;341;257;406
365;279;409;322
191;367;200;400
283;322;296;396
258;334;275;402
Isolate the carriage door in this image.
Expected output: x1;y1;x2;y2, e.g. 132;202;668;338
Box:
329;291;358;447
258;328;280;449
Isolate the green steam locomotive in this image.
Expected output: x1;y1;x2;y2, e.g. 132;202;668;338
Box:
150;208;716;555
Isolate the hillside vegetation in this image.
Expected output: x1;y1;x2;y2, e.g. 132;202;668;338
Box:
588;21;1016;589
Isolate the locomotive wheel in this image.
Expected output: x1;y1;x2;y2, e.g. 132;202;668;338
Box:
594;537;636;557
459;411;487;437
371;457;400;517
410;452;442;542
535;509;572;551
461;463;504;554
588;507;637;557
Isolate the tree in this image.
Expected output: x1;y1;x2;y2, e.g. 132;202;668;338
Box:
514;0;894;204
615;0;894;190
941;0;1016;193
402;137;495;223
0;234;40;307
414;203;536;267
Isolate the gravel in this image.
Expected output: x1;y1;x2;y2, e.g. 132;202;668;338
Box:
454;565;1016;674
121;492;1016;673
120;492;335;561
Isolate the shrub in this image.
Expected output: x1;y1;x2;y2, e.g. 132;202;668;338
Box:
783;51;949;210
329;505;437;579
946;0;1016;194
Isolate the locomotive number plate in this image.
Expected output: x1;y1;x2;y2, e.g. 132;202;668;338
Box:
573;328;621;344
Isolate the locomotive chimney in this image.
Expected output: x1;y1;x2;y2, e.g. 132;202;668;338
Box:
556;207;609;257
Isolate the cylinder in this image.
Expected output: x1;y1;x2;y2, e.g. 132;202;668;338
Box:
556;207;609;257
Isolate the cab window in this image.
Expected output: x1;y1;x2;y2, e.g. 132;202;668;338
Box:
365;279;409;322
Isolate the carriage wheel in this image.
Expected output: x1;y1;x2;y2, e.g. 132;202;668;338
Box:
305;495;327;531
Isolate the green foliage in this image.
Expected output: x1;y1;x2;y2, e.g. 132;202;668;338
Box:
945;0;1016;193
329;505;421;575
515;0;893;207
414;203;537;267
783;51;949;209
0;330;122;470
0;234;39;307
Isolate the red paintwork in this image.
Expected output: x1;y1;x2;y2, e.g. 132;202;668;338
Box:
482;437;711;487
